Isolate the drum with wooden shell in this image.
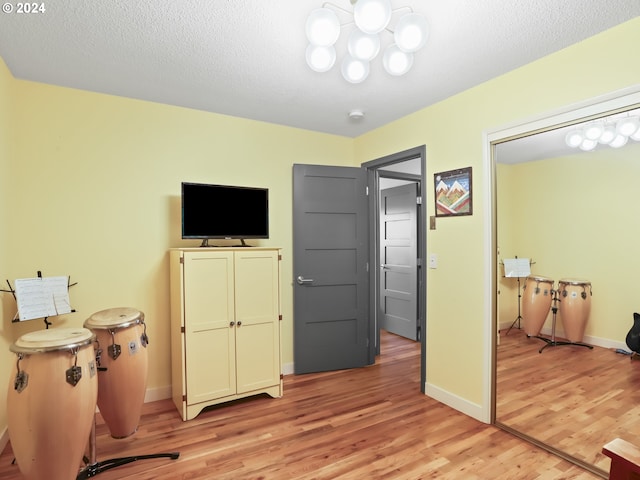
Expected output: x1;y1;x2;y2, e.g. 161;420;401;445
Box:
557;278;592;343
522;275;555;337
7;327;97;480
84;307;149;438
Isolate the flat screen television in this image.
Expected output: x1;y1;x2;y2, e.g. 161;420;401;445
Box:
181;182;269;246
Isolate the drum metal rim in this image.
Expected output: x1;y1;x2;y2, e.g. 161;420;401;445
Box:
84;317;144;330
83;308;145;330
10;329;96;354
526;275;554;283
558;278;591;286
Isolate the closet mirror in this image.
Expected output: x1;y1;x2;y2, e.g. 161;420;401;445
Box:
493;96;640;478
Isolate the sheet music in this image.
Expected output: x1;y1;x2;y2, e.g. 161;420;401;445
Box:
14;276;72;321
503;258;531;278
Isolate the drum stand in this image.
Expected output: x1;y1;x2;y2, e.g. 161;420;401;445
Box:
77;417;179;479
505;276;524;335
536;289;593;354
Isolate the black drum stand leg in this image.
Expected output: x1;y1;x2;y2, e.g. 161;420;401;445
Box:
77;418;179;479
537;336;593;353
77;453;180;479
535;291;593;353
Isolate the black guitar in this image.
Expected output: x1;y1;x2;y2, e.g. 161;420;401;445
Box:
625;312;640;353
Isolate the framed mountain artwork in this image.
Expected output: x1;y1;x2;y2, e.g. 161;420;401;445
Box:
434;167;472;217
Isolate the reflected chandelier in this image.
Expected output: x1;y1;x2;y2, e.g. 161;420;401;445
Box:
305;0;428;83
565;114;640;151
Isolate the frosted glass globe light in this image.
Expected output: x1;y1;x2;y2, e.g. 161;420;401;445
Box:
341;55;370;83
565;129;584;148
394;13;429;52
306;8;340;46
579;139;597;151
383;44;414;75
347;29;380;61
597;125;617;144
616;116;640;137
353;0;392;34
583;123;604;141
306;44;337;72
609;134;629;148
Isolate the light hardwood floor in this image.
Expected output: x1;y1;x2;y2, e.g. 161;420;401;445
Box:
497;326;640;475
1;331;601;479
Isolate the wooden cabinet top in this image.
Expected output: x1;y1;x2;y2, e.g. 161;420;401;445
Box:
170;247;281;252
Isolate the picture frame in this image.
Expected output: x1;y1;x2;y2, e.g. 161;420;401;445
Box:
434;167;472;217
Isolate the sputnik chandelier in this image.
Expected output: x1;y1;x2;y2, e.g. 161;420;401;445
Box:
305;0;428;83
565;114;640;151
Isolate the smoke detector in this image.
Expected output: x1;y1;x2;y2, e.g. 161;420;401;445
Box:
349;109;365;120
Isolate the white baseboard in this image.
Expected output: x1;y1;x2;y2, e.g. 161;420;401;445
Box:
579;332;628;351
498;322;629;352
282;362;294;376
425;382;488;423
144;385;172;403
0;427;7;455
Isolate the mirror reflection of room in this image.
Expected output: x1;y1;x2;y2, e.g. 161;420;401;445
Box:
495;107;640;476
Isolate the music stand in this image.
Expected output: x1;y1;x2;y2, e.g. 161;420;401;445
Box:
503;257;530;335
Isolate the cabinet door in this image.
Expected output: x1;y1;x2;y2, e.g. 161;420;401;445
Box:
234;250;281;394
183;251;236;404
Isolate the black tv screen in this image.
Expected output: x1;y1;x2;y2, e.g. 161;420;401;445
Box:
181;182;269;242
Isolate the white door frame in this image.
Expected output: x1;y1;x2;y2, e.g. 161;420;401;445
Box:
483;85;640;424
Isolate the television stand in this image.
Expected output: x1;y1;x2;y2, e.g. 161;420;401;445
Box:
198;239;252;248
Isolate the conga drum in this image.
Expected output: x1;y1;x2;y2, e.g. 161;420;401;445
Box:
7;327;97;480
557;278;592;343
84;307;149;438
522;275;554;337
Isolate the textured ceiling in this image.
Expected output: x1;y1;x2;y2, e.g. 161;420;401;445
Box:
0;0;638;138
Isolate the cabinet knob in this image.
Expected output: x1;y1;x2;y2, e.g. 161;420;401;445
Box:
237;321;242;327
230;321;235;327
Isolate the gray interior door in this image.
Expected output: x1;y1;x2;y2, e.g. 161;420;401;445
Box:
379;183;418;340
293;164;371;374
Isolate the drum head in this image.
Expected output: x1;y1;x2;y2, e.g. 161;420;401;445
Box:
84;307;144;330
10;327;94;354
558;278;591;287
527;275;554;283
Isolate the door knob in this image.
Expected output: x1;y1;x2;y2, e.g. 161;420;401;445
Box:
296;276;314;285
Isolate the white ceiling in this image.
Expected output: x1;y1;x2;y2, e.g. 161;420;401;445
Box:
0;0;638;139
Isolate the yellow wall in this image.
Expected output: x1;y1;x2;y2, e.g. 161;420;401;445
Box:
0;17;639;442
497;143;640;342
354;18;640;407
0;64;353;441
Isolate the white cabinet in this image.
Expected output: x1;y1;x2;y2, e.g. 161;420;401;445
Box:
169;247;282;421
